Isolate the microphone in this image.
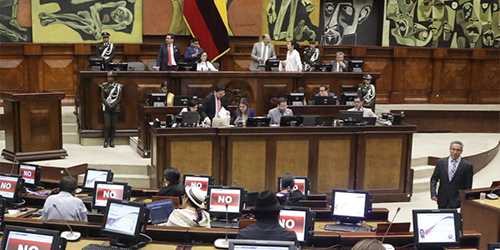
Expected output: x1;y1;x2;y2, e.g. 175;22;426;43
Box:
381;207;401;250
233;180;243;187
214;203;230;248
52;204;81;241
9;159;19;175
487;184;500;200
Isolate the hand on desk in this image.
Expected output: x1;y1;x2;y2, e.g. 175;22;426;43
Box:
431;196;437;201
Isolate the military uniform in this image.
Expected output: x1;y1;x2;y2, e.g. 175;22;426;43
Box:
303;47;321;71
96;32;115;70
357;83;376;106
100;72;123;148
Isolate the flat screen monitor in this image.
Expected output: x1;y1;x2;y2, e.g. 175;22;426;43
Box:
314;64;332;72
207;186;245;219
147;199;175;225
280;116;303;127
173;95;194;106
88;57;105;71
178;62;196;71
265;59;280;71
0;197;5;231
18;163;41;188
489;243;500;250
350;60;364;72
287;93;305;106
246;117;270;127
0;174;24;203
108;63;128;71
279;206;314;244
341;92;358;105
92;181;131;209
183;174;213;192
314;96;337;105
101;199;149;248
148;93;167;107
331;189;372;224
229;239;296;250
1;225;66;250
315;116;334;126
181;111;200;125
278;176;310;195
83;168;114;191
413;209;461;249
340;110;364;125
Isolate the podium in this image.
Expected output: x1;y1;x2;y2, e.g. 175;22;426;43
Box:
1;92;68;161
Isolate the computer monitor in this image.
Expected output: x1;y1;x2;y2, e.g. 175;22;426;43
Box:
108;63;128;71
413;209;462;249
350;60;364;72
265;59;280;71
0;174;24;204
314;96;337;105
314;64;333;72
280;116;303;127
489;243;500;250
183;174;213;192
207;186;245;219
173;95;194;106
341;92;358;105
340;110;364;125
18;163;42;189
287;93;305;106
148;93;168;107
1;225;66;250
88;57;105;71
181;111;200;126
229;239;296;250
331;189;372;224
278;176;310;195
279;206;315;244
82;168;114;191
246;117;271;127
178;62;196;71
147;199;175;225
0;197;5;231
315;116;334;126
92;181;131;210
101;199;150;248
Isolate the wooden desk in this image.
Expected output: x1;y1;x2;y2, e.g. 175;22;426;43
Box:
460;187;500;250
151;125;416;202
78;71;380;138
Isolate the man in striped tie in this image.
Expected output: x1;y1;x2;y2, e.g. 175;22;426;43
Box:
430;141;474;208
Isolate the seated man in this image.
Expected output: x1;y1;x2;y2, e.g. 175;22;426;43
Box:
237;191;298;244
267;97;293;124
276;173;306;206
314;84;340;105
40;176;88;222
330;52;350;72
347;97;376;117
157;168;185;200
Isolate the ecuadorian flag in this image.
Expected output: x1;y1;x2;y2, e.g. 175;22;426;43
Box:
183;0;231;62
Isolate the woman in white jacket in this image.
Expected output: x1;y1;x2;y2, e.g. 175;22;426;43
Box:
281;41;302;72
196;52;218;71
166;186;211;228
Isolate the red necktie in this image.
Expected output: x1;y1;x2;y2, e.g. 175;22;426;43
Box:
216;98;221;118
168;44;172;66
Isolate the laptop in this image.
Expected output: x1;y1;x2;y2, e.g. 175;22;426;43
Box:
212;117;231;128
364;117;377;125
147;199;176;225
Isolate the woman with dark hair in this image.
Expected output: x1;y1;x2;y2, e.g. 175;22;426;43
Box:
176;99;205;127
196;52;218;71
232;98;255;126
157;168;184;199
276;173;306;206
160;81;175;106
281;41;302;72
166;186;211;228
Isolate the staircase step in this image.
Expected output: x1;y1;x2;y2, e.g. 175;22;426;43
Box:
411;157;428;168
62;123;78;133
0;131;4;140
412;165;436;179
413;178;430;193
62;132;80;144
62;113;77;123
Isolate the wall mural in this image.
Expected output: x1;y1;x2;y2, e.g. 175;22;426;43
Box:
32;0;142;43
0;0;31;43
385;0;500;48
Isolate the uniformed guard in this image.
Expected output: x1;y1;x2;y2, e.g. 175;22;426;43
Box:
96;32;115;70
358;74;376;106
99;71;123;148
303;40;321;71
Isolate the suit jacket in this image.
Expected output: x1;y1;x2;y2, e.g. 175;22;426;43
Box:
201;93;229;121
430;157;473;208
250;41;276;71
184;46;205;63
347;107;376;117
157;43;181;71
330;60;350;72
267;107;293;124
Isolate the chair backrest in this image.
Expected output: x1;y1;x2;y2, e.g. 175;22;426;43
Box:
212;62;220;70
147;60;157;71
127;61;146;71
152;195;180;206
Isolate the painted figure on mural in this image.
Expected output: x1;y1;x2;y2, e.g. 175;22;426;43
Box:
477;0;500;48
0;0;30;42
266;0;318;41
386;0;434;46
320;0;374;45
415;0;456;47
37;0;136;40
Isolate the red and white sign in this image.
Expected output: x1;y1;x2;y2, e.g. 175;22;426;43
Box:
95;184;125;207
293;179;306;194
0;176;18;199
279;210;306;242
6;232;54;250
209;188;241;213
20;165;36;185
185;176;209;192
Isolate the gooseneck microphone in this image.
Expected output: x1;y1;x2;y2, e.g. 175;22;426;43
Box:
233;180;243;187
381;207;401;250
487;184;500;200
52;204;81;241
214;203;230;248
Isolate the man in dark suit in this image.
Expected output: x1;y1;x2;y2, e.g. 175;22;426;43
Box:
184;37;204;63
201;83;230;126
430;141;473;209
156;33;180;71
330;51;350;72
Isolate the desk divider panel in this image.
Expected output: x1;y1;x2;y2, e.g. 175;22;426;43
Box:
229;140;267;192
317;137;354;192
362;136;403;190
275;140;309;179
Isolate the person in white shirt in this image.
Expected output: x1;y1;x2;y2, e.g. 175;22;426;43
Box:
166;186;211;228
196;52;218;71
347;97;376;117
281;41;302;72
40;176;88;222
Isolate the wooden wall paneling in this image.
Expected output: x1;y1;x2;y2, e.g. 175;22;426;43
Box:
308;138;319;193
19;100;62;152
259;77;294;116
228;138;267;192
171;140;213;177
219;76;258;107
363;57;393;104
181;77;218;103
473;50;500;104
25;44;42;93
275;139;309;181
403;57;433;103
391;47;406;103
0;55;28;93
316;136;354;192
266;138;277;191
